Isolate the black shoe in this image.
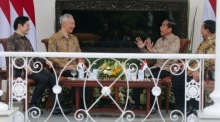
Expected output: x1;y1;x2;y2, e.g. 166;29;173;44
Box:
72;106;76;113
172;107;190;116
187;108;198;117
172;109;184;116
127;103;139;110
128;104;135;110
52;106;72;115
151;107;157;114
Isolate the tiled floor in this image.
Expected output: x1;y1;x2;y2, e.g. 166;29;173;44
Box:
26;112;177;122
13;102;184;122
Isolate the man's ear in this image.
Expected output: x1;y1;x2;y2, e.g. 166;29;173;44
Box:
206;29;210;33
168;28;172;33
61;22;65;27
17;24;22;29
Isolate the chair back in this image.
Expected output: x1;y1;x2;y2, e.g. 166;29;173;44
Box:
41;38;49;51
179;39;191;53
0;38;9;70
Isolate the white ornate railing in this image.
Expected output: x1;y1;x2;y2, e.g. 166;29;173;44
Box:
0;52;216;122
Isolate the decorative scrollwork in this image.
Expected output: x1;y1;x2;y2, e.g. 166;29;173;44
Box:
52;85;62;94
101;86;111;97
152;86;161;97
127;63;138;75
170;110;184;122
170;59;185;76
74;109;89;121
12;77;26;101
27;106;41;120
187;59;201;72
13;57;26;69
187;113;198;122
120;110;135;122
28;57;43;74
186;79;200;101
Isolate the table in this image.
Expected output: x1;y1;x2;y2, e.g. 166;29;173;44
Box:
60;79;161;115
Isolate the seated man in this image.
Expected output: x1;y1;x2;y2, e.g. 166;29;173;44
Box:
133;18;180;113
6;16;71;114
48;14;90;109
171;20;216;115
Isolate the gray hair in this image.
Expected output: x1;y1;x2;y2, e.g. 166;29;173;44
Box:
59;14;73;25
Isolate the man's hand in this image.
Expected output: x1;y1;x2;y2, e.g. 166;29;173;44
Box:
135;37;146;49
26;66;33;75
65;65;74;70
190;71;200;82
46;60;53;67
178;62;184;69
145;38;154;52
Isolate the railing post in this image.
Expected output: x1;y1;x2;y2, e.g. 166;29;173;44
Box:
201;0;220;118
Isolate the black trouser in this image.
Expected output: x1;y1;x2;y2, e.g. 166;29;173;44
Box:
132;67;170;108
171;70;199;110
19;69;65;107
61;70;90;107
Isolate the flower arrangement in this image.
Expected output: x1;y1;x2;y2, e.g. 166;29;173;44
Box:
118;87;134;106
98;60;124;80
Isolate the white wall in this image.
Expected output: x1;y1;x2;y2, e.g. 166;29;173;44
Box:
34;0;56;52
188;0;205;53
34;0;204;53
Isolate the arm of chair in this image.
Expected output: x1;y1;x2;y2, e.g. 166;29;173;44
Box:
0;69;7;80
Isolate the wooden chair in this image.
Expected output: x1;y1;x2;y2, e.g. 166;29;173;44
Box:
0;38;36;110
41;38;68;109
0;39;9;103
0;68;7;101
41;38;75;78
160;39;191;113
41;38;49;51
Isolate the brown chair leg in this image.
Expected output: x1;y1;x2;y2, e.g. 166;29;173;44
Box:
165;85;170;113
5;85;9;104
23;86;30;111
0;80;1;101
45;92;53;110
159;93;162;110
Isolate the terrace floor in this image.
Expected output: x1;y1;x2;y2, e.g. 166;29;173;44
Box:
13;101;182;122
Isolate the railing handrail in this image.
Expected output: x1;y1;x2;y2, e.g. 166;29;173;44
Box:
0;52;215;59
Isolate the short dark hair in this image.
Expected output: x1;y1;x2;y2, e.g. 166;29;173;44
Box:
203;20;216;34
13;16;29;30
165;18;177;34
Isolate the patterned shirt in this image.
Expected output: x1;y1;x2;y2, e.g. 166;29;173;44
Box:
6;32;45;66
149;34;180;71
189;34;215;72
48;31;81;69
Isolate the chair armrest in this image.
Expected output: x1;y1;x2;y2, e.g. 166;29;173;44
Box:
0;70;7;80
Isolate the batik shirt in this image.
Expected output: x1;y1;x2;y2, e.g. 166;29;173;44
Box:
48;31;81;69
7;32;46;65
143;34;180;72
6;32;45;72
189;34;215;73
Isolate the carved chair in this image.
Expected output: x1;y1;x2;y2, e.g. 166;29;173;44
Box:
0;38;36;110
